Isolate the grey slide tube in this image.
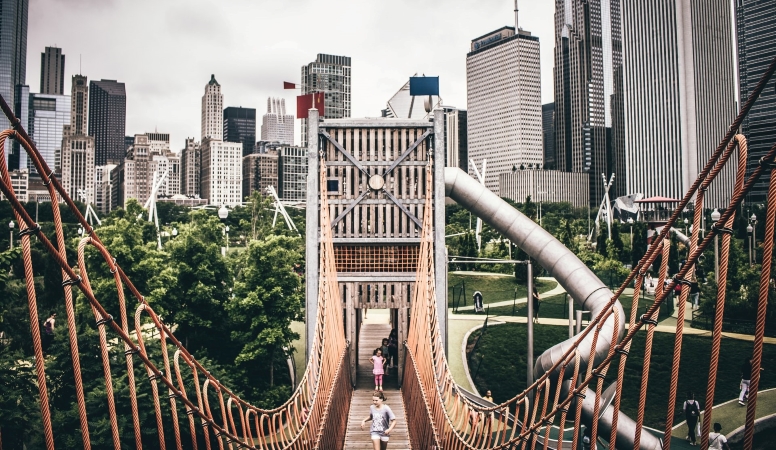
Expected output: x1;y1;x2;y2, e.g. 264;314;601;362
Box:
445;168;661;450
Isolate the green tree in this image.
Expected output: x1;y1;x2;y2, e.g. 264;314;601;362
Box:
228;235;304;401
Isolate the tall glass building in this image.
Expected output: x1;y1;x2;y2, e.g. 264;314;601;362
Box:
223;106;256;156
88;79;126;165
1;0;28;169
737;0;776;203
28;93;71;174
278;146;308;202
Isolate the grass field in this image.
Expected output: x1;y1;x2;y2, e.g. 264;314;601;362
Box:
467;323;776;429
485;291;673;322
448;273;556;309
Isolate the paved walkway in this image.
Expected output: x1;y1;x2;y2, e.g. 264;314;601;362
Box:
454;277;563;311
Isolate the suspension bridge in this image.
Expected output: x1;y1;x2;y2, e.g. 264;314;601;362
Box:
0;56;775;450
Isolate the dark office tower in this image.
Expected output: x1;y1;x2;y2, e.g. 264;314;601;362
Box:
0;0;28;167
88;79;126;165
737;0;776;203
40;46;65;95
542;103;556;170
223;106;256;157
554;0;625;205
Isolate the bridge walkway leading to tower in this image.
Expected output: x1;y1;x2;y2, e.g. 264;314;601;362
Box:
344;312;411;449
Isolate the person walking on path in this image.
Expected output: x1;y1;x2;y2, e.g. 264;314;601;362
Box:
708;422;730;450
482;390;493;403
738;356;764;405
387;329;398;369
690;275;700;309
43;312;56;353
683;391;701;446
532;286;540;324
381;339;391;375
370;348;386;391
361;391;397;450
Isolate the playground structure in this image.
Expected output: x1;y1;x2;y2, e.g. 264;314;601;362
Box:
0;56;774;449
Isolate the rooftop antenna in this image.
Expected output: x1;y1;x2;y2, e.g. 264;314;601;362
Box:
514;0;519;31
79;54;82;74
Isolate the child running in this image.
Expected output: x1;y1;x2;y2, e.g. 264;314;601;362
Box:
361;391;397;450
370;348;387;391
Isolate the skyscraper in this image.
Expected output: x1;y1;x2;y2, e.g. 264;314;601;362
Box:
621;0;737;206
40;46;65;95
467;23;542;193
0;0;28;128
61;75;95;202
542;103;555;170
199;75;241;206
260;98;294;145
1;0;28;170
554;0;625;205
201;74;222;141
737;0;776;203
224;106;256;156
300;54;351;146
29;92;70;173
88;79;126;165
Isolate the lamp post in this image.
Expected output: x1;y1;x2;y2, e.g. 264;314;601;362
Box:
747;223;753;267
750;213;757;265
627;217;634;247
684;218;688;236
218;205;229;256
711;208;721;281
8;220;14;249
171;227;178;240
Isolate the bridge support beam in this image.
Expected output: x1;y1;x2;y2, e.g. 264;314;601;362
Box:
305;109;320;361
433;110;448;356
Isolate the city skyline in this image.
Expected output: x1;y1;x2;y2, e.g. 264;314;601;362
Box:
26;0;556;149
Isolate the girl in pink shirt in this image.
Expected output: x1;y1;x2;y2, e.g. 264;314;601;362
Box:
370;348;386;391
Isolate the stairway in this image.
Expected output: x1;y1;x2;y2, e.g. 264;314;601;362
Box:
344;312;411;449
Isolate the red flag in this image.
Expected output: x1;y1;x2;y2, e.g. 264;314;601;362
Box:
297;94;312;119
283;81;297;89
296;92;325;119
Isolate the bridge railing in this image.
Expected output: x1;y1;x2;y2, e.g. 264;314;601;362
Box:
0;99;351;449
401;56;776;450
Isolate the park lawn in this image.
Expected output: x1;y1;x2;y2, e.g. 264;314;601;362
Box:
485;292;673;322
467;323;776;430
448;273;556;309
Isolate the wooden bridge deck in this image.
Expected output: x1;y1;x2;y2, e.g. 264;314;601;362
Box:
344;313;411;449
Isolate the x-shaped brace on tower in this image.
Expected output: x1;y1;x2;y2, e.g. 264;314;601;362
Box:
321;128;432;230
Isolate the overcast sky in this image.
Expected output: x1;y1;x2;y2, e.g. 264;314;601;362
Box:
28;0;555;149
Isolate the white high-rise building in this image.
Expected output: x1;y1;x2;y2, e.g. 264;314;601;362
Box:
94;164;116;213
200;138;242;206
201;74;223;141
467;25;542;193
260;98;294;145
198;75;241;206
146;133;180;197
622;0;736;206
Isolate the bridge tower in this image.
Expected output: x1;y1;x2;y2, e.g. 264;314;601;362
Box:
305;109;447;385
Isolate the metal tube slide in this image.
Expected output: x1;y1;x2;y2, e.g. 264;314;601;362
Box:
445;168;661;450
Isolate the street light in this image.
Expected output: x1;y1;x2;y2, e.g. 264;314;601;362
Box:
711;208;721;281
8;220;14;249
747;223;753;267
750;213;757;265
171;227;178;239
684;218;689;236
218;205;229;256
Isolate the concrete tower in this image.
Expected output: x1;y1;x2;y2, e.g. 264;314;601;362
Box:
467;24;542;193
201;74;223;141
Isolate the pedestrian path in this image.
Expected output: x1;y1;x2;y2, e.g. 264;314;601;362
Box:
454;277;563;312
344;311;411;449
